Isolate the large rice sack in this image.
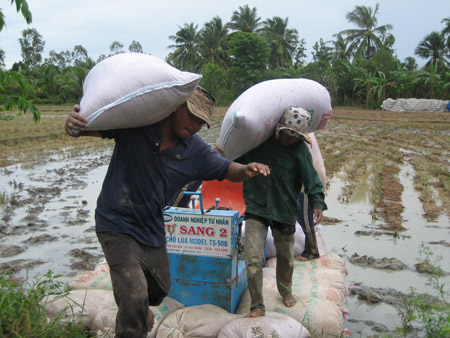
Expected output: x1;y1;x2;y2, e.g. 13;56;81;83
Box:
94;258;110;273
218;312;310;338
69;270;113;291
262;265;348;298
156;304;238;338
80;53;202;130
237;257;349;337
43;289;116;330
308;132;327;188
266;253;349;277
92;297;184;338
219;78;332;160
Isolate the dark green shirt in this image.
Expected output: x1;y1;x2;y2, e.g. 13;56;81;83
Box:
241;137;327;225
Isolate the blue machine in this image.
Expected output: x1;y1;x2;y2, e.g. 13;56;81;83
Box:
163;190;247;313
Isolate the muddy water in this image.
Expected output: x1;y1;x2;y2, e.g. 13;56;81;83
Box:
1;134;449;337
324;161;450;336
0;150;110;279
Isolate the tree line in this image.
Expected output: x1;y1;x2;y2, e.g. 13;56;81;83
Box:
1;2;450;121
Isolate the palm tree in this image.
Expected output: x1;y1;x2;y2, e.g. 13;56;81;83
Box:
442;17;450;48
197;16;229;70
260;16;299;69
167;23;200;72
0;48;5;69
61;65;89;101
338;3;393;60
402;57;418;72
415;32;449;72
35;64;62;100
331;34;351;62
228;5;262;33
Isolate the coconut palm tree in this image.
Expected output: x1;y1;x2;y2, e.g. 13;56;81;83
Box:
61;65;90;100
228;5;262;33
415;31;449;71
197;16;229;70
442;17;450;48
0;48;5;69
167;23;201;72
260;16;299;69
402;56;418;72
331;33;351;62
338;3;393;60
34;64;62;100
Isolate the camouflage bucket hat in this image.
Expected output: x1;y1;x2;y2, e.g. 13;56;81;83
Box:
276;106;312;144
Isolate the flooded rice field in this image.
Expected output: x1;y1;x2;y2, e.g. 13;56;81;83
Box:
0;108;449;337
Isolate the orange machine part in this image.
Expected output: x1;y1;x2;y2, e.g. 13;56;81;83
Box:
196;180;245;216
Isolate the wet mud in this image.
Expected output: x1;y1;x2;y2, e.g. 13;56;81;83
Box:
0;111;449;337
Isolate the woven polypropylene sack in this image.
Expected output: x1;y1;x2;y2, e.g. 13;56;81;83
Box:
43;289;116;330
219;78;332;160
69;270;113;291
80;53;202;130
156;304;238;338
308;132;327;188
237;259;349;337
91;297;184;338
218;312;310;338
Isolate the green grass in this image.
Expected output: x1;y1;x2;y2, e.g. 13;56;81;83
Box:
0;271;91;338
384;244;450;338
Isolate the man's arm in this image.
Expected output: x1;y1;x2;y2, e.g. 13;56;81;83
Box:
65;105;101;138
225;162;270;182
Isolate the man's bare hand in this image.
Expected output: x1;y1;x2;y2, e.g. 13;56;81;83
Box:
65;105;88;137
245;162;270;178
225;162;270;182
313;209;323;225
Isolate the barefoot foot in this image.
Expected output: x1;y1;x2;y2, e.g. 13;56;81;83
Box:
283;293;297;307
148;309;155;332
295;255;309;261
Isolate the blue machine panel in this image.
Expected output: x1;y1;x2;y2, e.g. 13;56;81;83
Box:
164;206;247;313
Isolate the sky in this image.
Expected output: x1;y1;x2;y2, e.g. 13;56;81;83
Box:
1;0;449;69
